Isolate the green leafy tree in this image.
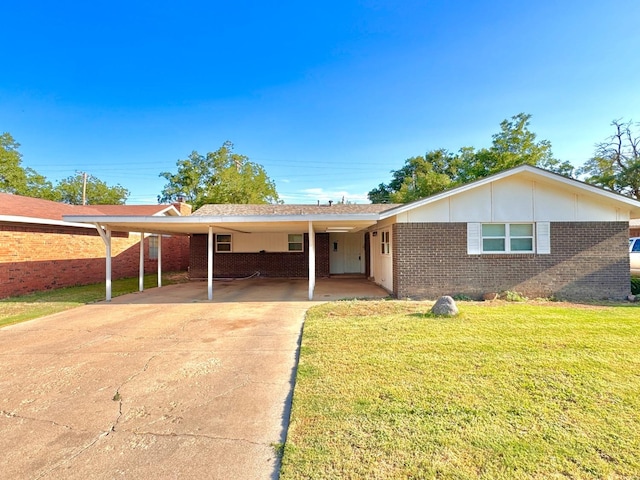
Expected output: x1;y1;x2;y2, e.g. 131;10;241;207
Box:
579;119;640;199
159;141;280;209
55;175;129;205
0;132;56;198
369;114;574;203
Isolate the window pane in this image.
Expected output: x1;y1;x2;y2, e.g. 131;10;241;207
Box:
511;224;533;236
482;224;505;237
289;243;303;251
217;243;231;252
483;238;505;251
216;234;231;242
288;234;303;243
511;238;533;251
633;240;640;252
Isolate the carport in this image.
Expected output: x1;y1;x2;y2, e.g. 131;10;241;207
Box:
63;211;383;302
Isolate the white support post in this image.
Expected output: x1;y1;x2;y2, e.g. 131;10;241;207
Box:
157;235;162;288
95;224;112;302
308;221;315;300
139;231;145;292
207;226;214;301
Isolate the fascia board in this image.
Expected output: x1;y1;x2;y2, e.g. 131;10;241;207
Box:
0;215;97;229
64;213;381;224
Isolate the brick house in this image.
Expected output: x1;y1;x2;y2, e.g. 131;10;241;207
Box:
64;166;640;302
0;193;190;298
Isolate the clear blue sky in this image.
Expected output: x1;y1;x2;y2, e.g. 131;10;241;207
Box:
2;0;639;204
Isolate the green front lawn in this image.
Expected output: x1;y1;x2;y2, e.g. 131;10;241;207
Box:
0;273;187;328
281;301;640;479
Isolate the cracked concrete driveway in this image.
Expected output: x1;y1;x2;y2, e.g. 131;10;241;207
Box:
0;278;388;479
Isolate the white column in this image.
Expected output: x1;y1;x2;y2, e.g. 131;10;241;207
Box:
157;235;162;288
208;226;214;301
95;225;112;302
139;232;145;292
308;221;315;300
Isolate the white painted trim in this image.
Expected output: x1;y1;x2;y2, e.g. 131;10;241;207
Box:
308;221;315;300
139;231;145;292
0;215;97;229
95;224;112;302
208;226;213;301
157;234;162;288
63;213;381;224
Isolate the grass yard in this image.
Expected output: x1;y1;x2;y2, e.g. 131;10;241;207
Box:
0;272;187;328
280;301;640;479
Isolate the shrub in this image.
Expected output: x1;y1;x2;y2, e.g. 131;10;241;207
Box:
501;290;528;302
631;277;640;295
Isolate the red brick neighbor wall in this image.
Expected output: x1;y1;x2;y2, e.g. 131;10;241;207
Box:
0;224;189;298
393;222;630;301
189;233;330;279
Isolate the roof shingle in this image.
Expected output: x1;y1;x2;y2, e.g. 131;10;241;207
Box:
192;203;400;216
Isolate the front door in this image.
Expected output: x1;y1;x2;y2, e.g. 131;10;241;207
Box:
330;233;364;274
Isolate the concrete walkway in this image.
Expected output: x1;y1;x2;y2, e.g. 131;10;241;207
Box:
0;278;387;479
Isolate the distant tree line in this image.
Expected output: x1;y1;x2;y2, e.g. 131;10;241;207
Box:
0;133;129;204
369;114;640;203
3;114;639;206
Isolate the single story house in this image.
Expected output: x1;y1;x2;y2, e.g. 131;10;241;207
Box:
0;193;190;298
64;165;640;302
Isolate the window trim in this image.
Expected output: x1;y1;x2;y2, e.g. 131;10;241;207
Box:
215;234;232;253
481;223;535;254
468;222;550;255
288;233;304;252
148;235;159;260
381;230;391;255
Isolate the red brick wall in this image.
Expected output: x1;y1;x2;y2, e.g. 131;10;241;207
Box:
189;233;330;279
0;224;189;298
393;222;630;301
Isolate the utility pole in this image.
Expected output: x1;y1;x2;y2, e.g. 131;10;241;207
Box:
76;171;89;205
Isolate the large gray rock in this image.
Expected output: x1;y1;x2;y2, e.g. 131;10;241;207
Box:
430;296;459;316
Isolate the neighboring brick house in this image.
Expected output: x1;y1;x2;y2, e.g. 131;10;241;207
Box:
0;193;190;298
630;219;640;238
64;166;640;302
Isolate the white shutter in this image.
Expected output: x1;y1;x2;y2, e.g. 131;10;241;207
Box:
467;223;482;255
536;222;551;254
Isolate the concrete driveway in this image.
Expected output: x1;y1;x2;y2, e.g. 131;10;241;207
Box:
0;278;387;479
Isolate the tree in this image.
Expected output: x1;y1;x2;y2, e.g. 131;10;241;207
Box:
579;119;640;199
0;132;56;198
159;141;280;209
55;174;129;205
369;114;574;203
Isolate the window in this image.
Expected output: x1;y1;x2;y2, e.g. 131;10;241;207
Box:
149;235;159;260
216;234;232;252
631;238;640;252
481;223;534;253
288;234;303;252
381;231;390;254
468;222;547;254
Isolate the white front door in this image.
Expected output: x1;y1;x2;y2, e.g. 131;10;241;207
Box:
330;233;364;274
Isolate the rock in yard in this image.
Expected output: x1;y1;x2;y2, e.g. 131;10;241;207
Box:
430;296;459;316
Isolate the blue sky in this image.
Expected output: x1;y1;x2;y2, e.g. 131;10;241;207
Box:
2;0;639;204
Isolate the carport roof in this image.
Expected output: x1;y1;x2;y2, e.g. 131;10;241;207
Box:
63;203;402;235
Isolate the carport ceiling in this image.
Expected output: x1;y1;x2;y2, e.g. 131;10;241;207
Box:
62;214;381;235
